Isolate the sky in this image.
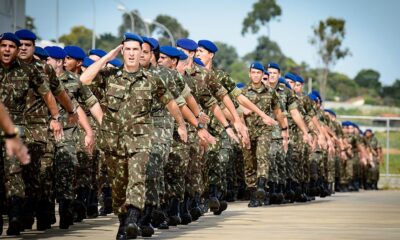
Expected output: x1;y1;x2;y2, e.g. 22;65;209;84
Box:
26;0;400;85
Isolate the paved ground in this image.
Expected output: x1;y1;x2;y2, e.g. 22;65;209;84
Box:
2;190;400;239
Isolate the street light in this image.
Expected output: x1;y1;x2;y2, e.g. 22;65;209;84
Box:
117;4;134;33
146;20;175;46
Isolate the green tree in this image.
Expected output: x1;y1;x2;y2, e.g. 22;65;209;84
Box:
310;17;350;98
354;69;382;91
241;0;282;36
118;10;149;37
229;61;249;84
97;33;120;52
59;25;92;52
382;79;400;106
150;15;189;46
326;72;359;101
25;16;39;38
213;41;239;72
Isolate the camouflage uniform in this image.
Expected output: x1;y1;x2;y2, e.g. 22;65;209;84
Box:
0;59;50;229
366;135;381;188
96;66;173;214
242;84;280;189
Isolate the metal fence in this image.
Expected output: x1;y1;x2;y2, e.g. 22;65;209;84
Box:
337;115;400;178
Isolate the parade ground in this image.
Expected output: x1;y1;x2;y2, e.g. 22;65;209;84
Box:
2;190;400;240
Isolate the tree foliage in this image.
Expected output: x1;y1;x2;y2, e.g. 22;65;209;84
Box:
354;69;382;92
59;25;92;52
241;0;282;36
118;10;149;37
97;33;120;52
212;41;239;72
150;15;189;46
310;17;350;97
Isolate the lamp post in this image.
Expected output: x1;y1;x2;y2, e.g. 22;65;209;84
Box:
117;4;135;33
147;20;175;46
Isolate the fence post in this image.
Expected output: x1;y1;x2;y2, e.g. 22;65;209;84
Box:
386;119;390;178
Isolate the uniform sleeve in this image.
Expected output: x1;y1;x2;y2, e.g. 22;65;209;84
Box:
217;70;242;98
287;90;298;111
79;83;99;109
152;74;174;106
45;63;64;96
204;71;228;100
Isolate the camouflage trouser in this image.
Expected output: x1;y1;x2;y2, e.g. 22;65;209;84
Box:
335;155;341;184
22;142;45;200
289;129;305;183
205;136;223;189
164;139;190;201
146;141;170;206
233;145;246;196
326;153;336;184
75;150;92;190
226;141;239;194
97;149;110;208
54;142;77;201
218;132;234;194
283;142;293;183
106;150;149;214
243;134;270;188
367;159;380;183
302;143;311;183
39;140;55;203
269;138;286;184
186;137;204;197
0;140;25;199
310;150;323;182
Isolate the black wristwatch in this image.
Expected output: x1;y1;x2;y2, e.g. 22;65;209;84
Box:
68;106;77;115
281;126;288;131
224;124;232;130
4;127;19;139
196;123;205;130
51;114;61;122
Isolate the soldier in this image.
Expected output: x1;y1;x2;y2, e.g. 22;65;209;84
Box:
15;29;79;231
33;46;49;63
364;129;382;190
80;33;187;239
0;32;62;236
240;62;287;207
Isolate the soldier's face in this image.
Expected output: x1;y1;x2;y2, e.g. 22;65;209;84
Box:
348;126;354;134
249;68;263;84
140;43;152;68
177;47;195;60
195;47;212;66
46;57;62;70
158;53;176;69
64;56;80;72
89;55;101;61
122;41;141;69
286;79;295;89
365;131;372;138
18;40;35;61
0;40;18;66
267;68;280;85
294;82;303;94
177;59;188;75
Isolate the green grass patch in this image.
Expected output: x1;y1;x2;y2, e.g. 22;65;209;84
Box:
375;131;400;150
380;153;400;175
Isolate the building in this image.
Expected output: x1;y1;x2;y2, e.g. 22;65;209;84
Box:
0;0;26;33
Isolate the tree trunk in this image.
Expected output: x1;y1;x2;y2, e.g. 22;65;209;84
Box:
319;67;329;99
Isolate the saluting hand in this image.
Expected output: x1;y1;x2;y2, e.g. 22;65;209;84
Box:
105;44;123;62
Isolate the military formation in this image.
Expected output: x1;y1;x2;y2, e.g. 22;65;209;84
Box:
0;29;383;239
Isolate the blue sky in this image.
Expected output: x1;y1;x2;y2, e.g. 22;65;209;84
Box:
26;0;400;85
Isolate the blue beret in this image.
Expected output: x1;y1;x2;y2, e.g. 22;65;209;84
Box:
160;46;181;58
123;32;143;44
176;38;198;51
198;40;218;53
15;29;36;41
0;32;21;46
267;62;280;71
64;46;86;60
263;69;269;76
178;50;188;61
193;57;205;67
147;37;159;50
108;58;123;68
45;46;66;59
34;46;48;60
89;49;107;58
82;57;95;68
142;36;157;50
295;75;305;84
279;77;286;84
342;121;349;127
311;90;322;102
324;109;336;117
284;72;297;81
250;62;265;71
308;93;318;102
236;82;246;89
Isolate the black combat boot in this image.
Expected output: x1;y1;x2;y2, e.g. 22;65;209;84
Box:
247;187;259;208
99;187;113;216
125;206;141;239
73;187;88;222
179;194;192;225
151;205;169;230
269;182;279;204
255;177;267;202
49;199;57;225
87;188;99;218
139;205;155;237
284;180;295;203
36;199;51;231
21;196;37;230
189;192;202;221
7;196;23;236
276;184;285;204
59;199;73;229
167;198;181;226
116;213;127;240
208;184;220;212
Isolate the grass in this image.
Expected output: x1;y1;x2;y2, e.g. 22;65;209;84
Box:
380;153;400;175
375;131;400;150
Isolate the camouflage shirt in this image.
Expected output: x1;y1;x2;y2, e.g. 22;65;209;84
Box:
272;82;297;139
96;66;173;155
0;59;50;126
242;84;280;140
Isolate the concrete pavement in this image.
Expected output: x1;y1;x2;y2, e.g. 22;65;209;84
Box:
2;190;400;239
